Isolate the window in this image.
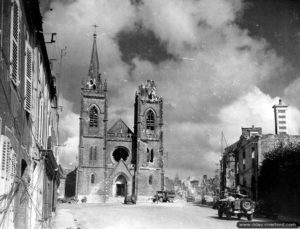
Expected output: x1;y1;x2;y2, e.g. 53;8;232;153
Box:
146;110;155;130
89;147;93;160
149;175;153;185
89;106;98;127
147;148;150;162
0;135;15;229
279;126;287;129
24;42;32;112
112;147;129;162
150;149;154;163
94;146;97;160
279;121;286;124
252;148;255;167
91;174;95;184
89;146;97;161
10;1;20;85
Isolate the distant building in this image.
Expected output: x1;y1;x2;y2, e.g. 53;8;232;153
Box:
164;176;175;191
182;177;200;196
76;34;165;203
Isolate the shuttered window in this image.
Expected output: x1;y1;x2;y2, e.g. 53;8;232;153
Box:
10;1;20;85
0;135;16;229
0;135;16;180
1;138;8;174
24;42;32;112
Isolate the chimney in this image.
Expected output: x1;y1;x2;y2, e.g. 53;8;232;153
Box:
272;99;288;135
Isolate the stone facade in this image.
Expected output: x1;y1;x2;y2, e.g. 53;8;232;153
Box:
0;0;60;228
77;35;164;203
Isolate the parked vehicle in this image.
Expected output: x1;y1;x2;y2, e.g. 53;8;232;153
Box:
186;196;195;203
216;194;255;221
153;191;175;203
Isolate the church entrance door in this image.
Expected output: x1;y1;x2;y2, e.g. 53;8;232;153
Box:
115;175;127;197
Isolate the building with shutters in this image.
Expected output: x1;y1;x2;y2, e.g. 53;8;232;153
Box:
0;0;60;228
76;34;165;203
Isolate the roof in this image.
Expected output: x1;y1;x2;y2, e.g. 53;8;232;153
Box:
108;119;133;135
88;34;100;80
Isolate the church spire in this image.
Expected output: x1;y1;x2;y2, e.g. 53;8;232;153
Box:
88;32;99;80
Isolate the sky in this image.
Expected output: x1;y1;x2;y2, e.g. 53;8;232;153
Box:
40;0;300;180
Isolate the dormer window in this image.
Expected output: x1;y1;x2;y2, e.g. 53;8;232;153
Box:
146;110;155;130
89;106;98;127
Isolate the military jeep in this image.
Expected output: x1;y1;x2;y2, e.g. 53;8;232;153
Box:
216;195;255;221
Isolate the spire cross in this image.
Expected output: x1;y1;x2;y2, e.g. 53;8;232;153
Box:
92;24;99;37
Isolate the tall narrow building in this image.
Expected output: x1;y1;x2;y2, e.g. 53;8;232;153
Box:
77;34;165;203
272;99;288;135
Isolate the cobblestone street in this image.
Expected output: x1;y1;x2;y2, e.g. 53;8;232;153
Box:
52;201;261;229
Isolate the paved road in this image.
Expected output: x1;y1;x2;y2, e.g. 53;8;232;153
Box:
52;201;260;229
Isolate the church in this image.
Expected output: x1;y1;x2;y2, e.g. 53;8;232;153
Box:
76;33;165;203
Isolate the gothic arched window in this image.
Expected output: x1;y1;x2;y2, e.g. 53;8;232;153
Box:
147;148;150;162
150;149;154;163
89;106;98;127
91;174;95;184
149;175;153;185
146;110;155;130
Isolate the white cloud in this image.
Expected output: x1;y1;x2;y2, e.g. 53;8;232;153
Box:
57;96;79;167
43;0;300;177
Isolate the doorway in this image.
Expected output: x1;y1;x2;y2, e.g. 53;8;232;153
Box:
115;175;127;197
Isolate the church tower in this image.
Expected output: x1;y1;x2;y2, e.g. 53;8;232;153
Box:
134;80;164;200
77;33;108;202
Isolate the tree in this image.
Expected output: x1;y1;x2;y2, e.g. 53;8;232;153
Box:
258;142;300;217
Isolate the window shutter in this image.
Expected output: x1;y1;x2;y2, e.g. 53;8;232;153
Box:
0;136;10;180
24;42;32;112
6;142;11;176
0;136;4;180
11;150;16;177
10;1;20;85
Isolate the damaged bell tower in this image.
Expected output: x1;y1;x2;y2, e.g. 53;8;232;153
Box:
133;80;164;201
